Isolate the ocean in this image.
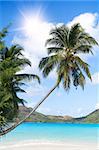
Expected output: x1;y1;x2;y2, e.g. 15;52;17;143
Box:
0;123;99;149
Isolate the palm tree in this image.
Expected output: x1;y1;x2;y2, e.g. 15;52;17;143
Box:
0;26;8;50
39;23;98;88
0;44;40;132
0;23;98;136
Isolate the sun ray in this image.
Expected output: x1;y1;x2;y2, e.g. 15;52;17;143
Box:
12;9;45;36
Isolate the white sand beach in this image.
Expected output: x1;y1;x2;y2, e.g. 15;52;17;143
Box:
0;141;98;150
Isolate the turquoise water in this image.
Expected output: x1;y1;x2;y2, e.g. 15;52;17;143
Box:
0;123;99;144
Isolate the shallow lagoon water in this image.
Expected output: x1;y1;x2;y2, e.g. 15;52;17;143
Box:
0;123;99;144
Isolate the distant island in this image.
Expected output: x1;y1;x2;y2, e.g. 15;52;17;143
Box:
16;106;99;124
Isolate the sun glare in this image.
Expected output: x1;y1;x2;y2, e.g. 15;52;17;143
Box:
15;10;51;40
14;9;51;38
24;16;43;36
19;8;47;37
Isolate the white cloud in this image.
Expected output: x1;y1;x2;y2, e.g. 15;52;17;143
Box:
68;13;99;41
13;13;99;80
12;22;53;74
68;13;99;60
91;72;99;85
96;102;99;109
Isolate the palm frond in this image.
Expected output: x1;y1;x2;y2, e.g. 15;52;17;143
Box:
78;72;85;90
79;32;98;45
39;54;59;77
69;23;83;47
15;74;40;83
73;44;93;54
45;38;63;47
8;45;24;58
75;56;92;80
47;47;63;54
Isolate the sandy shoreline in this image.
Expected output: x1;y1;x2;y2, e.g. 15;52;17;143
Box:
0;141;98;150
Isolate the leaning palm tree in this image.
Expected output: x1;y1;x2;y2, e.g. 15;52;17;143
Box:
0;23;98;136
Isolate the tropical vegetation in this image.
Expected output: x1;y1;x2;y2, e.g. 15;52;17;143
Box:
0;27;40;132
0;23;98;136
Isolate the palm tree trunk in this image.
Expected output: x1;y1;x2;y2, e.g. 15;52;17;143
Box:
0;83;58;136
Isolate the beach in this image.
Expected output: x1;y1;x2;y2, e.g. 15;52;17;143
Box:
0;123;98;150
0;140;98;150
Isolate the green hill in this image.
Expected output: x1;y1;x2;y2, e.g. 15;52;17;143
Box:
17;106;73;123
16;106;99;124
73;109;99;123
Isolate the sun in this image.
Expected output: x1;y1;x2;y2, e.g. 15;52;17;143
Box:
23;16;43;36
13;10;50;38
18;9;46;37
13;10;50;40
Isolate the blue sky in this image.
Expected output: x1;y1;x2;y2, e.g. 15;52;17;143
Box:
0;0;99;117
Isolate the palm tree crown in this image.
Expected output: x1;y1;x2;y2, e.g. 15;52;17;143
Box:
39;23;98;90
0;44;40;127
